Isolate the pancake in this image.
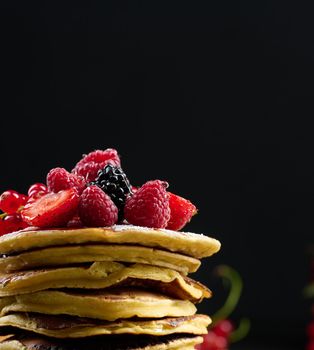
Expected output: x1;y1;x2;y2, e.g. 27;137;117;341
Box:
0;332;204;350
0;225;221;259
0;245;200;275
0;313;210;337
0;262;211;302
0;289;196;321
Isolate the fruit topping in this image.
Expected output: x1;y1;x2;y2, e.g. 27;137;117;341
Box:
0;147;198;233
92;164;132;219
21;188;79;228
27;183;48;198
75;149;121;167
0;217;5;236
67;215;83;228
0;213;28;236
0;190;27;214
72;149;121;182
166;192;197;231
124;180;170;229
3;213;28;232
79;185;118;227
47;167;86;194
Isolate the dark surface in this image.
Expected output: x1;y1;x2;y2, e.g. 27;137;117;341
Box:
0;1;313;349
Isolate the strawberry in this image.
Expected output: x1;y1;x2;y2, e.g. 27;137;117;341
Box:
21;188;79;228
166;192;197;231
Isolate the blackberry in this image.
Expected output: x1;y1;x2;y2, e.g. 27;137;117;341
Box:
93;164;132;219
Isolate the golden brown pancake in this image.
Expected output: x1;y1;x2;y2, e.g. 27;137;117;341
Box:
0;313;211;337
0;289;196;321
0;225;221;259
0;245;200;275
0;226;216;350
0;333;204;350
0;262;211;302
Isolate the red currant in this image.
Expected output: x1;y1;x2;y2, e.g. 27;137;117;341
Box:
1;213;28;235
28;183;48;198
212;320;234;338
307;320;314;339
0;190;24;214
307;340;314;350
19;194;28;206
196;331;228;350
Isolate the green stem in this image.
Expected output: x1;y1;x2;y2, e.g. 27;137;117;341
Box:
0;213;6;220
304;282;314;299
211;265;243;324
229;318;251;343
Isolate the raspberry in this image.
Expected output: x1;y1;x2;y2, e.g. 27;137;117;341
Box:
166;192;197;231
79;185;118;227
72;161;107;183
21;188;79;228
72;149;121;182
47;168;86;194
124;180;170;229
75;149;120;167
131;186;138;193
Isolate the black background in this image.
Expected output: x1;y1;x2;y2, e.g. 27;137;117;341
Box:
0;1;313;349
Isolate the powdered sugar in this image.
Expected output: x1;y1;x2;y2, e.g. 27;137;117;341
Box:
112;224;206;239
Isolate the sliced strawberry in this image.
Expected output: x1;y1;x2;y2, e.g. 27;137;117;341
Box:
21;188;79;228
166;192;197;231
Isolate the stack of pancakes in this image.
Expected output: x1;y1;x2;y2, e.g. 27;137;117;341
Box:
0;225;220;350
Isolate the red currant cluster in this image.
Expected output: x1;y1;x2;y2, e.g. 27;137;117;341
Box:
0;183;48;236
305;256;314;350
307;317;314;350
196;320;234;350
195;265;250;350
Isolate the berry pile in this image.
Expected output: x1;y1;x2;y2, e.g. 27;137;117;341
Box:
0;148;197;235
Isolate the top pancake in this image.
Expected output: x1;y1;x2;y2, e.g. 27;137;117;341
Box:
0;225;221;259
